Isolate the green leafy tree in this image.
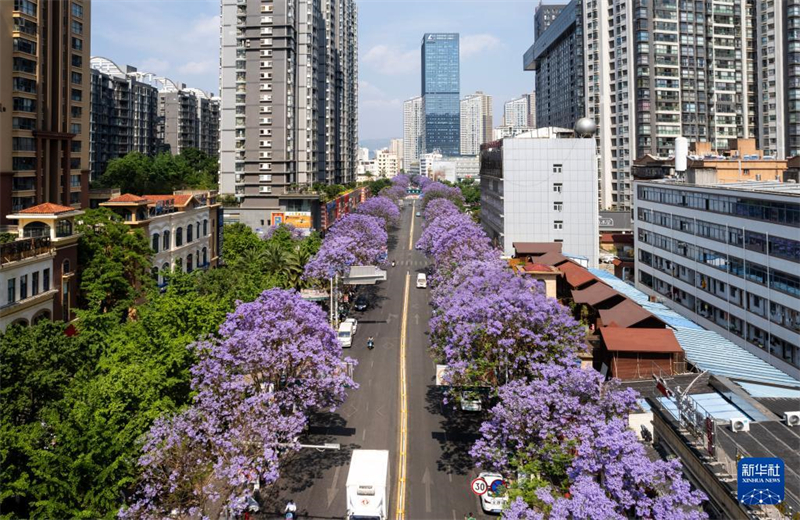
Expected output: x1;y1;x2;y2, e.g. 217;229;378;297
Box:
94;149;218;195
76;208;154;325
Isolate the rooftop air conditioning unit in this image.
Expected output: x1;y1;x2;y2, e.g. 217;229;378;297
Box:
784;411;800;427
730;418;750;433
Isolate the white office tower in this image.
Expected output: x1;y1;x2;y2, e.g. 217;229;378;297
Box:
480;125;599;265
460;91;493;156
403;96;424;172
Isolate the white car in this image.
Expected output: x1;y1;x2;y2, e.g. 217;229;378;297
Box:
343;317;358;336
416;273;427;288
478;472;508;514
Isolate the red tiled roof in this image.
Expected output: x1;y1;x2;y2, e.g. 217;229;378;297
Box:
513;242;563;255
600;327;683;353
536;252;569;267
599;299;665;328
143;195;175;202
18;203;76;215
106;193;147;203
523;262;558;273
558;261;598;288
173;194;193;207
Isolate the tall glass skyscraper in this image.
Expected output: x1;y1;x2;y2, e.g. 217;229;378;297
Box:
421;33;460;156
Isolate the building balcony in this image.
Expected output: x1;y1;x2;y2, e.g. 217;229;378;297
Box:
0;237;52;266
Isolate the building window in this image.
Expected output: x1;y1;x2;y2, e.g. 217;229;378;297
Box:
71;88;82;102
32;271;39;296
20;275;28;300
56;219;73;237
13;57;36;74
259;186;272;194
553;164;563;174
187;254;194;273
43;268;50;291
152;233;160;253
71;141;81;153
70;174;81;188
13;0;36;16
163;230;171;250
187;224;193;243
70;123;81;134
554;221;563;230
13;97;36;113
71;20;82;35
63;259;71;274
203;219;208;236
553;202;563;212
553;183;562;194
71;2;83;17
202;247;208;266
71;72;82;85
12;137;36;151
12;117;35;130
12;37;36;55
71;37;82;51
13;77;36;94
71;54;82;67
71;106;82;118
7;279;15;304
176;227;183;247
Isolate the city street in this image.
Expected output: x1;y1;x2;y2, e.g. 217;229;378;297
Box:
262;199;492;519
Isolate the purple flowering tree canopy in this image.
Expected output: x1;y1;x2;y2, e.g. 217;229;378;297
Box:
471;366;707;520
122;289;356;519
420;181;464;210
355;195;401;230
305;213;388;279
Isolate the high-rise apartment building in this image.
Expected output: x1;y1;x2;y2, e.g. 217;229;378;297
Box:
635;180;800;379
534;3;567;39
526;0;799;211
375;149;399;178
460;91;493;156
89;58;159;180
389;138;404;170
503;96;530;128
219;0;358;230
403;96;424;170
421;33;460;156
2;0;91;228
158;86;220;158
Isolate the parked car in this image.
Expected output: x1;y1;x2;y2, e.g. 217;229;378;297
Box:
459;389;482;412
354;295;368;311
337;320;356;348
343;317;358;336
478;472;508;514
415;211;421;217
416;273;427;288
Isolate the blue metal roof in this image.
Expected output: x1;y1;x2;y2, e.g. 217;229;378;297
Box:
658;393;759;421
588;269;800;390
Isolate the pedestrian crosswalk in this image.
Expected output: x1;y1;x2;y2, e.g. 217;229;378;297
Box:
391;260;428;268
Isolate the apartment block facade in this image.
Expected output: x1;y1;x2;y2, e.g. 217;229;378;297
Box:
422;33;460;156
2;0;91;228
403;96;424;171
526;0;798;211
634;181;800;379
89;58;159;180
219;0;358;230
158;87;220;158
534;3;567;39
460;91;493;156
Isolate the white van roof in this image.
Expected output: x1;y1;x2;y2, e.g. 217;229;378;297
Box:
417;273;426;279
338;321;354;332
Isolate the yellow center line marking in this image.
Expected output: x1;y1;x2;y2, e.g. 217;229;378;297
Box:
395;271;410;520
408;200;415;251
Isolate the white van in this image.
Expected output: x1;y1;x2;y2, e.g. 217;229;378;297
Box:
416;273;427;288
338;320;355;348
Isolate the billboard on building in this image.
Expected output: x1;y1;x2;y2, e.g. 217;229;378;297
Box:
285;211;312;229
272;212;285;226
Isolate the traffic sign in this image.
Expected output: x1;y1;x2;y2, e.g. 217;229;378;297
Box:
471;477;488;495
488;478;506;494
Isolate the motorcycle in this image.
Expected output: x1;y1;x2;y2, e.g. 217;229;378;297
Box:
367;338;375;350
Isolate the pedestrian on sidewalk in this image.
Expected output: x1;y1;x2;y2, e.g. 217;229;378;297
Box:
465;513;477;520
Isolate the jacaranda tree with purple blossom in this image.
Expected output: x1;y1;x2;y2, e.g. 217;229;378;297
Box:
121;289;356;519
355;195;401;230
304;213;388;280
471;365;707;520
420;181;464;210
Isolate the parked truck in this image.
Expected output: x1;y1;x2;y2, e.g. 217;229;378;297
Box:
346;449;390;520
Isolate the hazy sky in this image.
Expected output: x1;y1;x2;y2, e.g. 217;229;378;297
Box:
92;0;543;142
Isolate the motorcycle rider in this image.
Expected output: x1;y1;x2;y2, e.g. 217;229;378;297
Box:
367;336;375;349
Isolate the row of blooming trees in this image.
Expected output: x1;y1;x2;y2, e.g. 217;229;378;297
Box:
121;183;407;518
121;289;356;518
413;177;707;520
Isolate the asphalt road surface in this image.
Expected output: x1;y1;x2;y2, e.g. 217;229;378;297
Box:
261;199;493;520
